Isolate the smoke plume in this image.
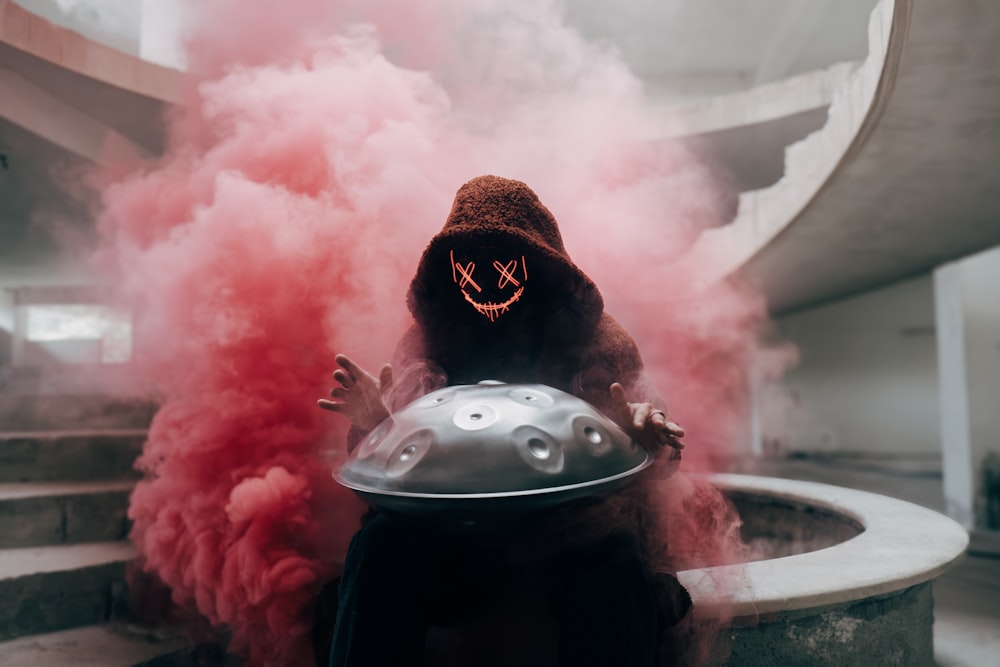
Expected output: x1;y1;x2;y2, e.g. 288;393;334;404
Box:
91;0;771;663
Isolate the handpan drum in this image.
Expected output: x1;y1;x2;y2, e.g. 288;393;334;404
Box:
334;382;652;529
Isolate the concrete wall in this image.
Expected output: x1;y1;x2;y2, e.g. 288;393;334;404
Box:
762;274;940;456
716;583;934;667
686;107;830;195
12;0;141;56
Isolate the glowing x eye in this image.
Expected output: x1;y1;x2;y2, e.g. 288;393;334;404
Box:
494;260;519;289
450;250;481;292
493;256;527;289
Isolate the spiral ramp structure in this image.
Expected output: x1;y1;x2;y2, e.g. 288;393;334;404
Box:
1;0;998;664
670;0;1000;313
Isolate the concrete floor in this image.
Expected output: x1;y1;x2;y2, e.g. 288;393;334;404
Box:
738;455;1000;667
2;452;993;666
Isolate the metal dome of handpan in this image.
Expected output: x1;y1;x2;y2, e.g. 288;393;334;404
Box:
334;382;652;528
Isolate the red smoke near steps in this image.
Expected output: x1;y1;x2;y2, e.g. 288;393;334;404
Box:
92;1;770;664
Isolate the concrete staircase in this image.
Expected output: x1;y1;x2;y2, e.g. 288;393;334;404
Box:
0;394;207;666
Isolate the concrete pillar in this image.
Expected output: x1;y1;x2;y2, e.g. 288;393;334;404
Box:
934;247;1000;553
749;368;764;458
934;263;975;528
0;289;13;384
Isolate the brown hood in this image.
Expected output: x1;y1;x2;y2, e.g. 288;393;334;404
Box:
407;175;603;330
403;175;605;386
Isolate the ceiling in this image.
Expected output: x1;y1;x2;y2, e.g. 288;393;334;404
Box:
566;0;878;98
14;0;880;97
1;0;874;284
12;0;990;317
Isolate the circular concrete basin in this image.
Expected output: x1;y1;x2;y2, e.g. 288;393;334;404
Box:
682;474;969;666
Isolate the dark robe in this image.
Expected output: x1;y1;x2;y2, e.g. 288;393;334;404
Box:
326;176;690;667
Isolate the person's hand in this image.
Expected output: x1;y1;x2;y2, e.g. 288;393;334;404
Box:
608;382;685;453
318;354;392;431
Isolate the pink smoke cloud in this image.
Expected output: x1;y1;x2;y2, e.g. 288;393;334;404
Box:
90;1;772;664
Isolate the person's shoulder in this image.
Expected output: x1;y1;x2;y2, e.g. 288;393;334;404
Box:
573;313;645;408
393;324;425;361
578;313;643;381
590;313;640;356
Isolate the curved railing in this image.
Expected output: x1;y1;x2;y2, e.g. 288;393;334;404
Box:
681;473;966;618
679;474;967;666
667;0;912;293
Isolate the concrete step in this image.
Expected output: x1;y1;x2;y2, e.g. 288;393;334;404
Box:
0;394;157;432
0;541;135;641
0;482;133;549
0;430;146;482
0;623;194;667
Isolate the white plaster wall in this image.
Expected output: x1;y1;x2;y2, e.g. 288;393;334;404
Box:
764;274;940;455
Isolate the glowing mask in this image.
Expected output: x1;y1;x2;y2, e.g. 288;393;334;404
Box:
450;249;528;322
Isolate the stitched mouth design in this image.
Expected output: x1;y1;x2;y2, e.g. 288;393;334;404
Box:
463;287;524;322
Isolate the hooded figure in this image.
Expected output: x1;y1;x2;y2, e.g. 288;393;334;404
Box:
404;175;638;406
320;176;690;666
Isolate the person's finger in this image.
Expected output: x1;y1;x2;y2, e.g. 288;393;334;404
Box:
632;402;652;431
608;383;631;425
334;354;361;382
663;437;684;453
317;399;344;412
609;382;629;411
332;369;353;387
329;387;348;399
649;410;667;427
379;363;393;390
666;421;685;437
